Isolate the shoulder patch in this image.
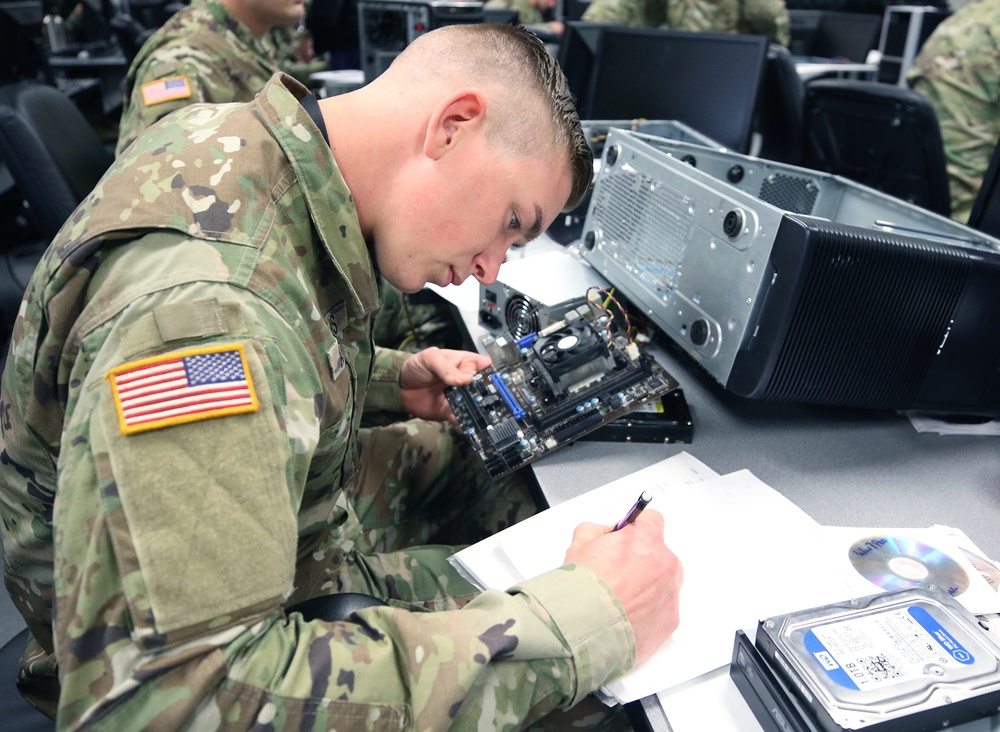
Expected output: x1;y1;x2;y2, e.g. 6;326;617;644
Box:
141;75;192;106
107;344;259;435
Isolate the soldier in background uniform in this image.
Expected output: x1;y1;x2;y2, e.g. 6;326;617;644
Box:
115;0;306;156
581;0;790;47
0;23;684;731
907;0;1000;224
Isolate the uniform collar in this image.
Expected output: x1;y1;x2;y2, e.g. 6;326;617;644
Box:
251;73;380;318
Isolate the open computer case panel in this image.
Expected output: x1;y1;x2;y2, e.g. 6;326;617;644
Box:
580;129;1000;417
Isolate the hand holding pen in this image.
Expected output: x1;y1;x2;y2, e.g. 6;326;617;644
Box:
564;489;682;665
613;490;652;531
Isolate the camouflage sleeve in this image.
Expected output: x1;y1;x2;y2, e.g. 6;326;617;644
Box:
484;0;545;25
741;0;790;46
907;11;1000;224
54;280;633;730
582;0;666;28
365;346;411;412
116;55;211;156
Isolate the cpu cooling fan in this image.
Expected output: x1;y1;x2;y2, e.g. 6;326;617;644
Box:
535;321;604;375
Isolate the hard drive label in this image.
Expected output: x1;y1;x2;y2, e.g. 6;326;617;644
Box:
805;605;976;692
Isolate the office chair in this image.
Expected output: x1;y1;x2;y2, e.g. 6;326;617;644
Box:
0;593;386;730
0;80;114;241
801;79;950;217
755;44;805;165
968;131;1000;239
0;628;56;731
109;12;155;62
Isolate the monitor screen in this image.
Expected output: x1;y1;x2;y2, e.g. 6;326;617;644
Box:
583;26;768;153
556;21;606;114
809;11;882;62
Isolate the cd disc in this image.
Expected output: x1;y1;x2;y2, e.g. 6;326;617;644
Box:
848;535;970;596
962;548;1000;592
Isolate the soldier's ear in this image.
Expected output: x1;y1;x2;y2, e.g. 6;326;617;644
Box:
423;89;486;160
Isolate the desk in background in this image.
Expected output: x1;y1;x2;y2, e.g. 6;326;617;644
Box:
794;57;878;83
48;51;129;117
436;237;1000;732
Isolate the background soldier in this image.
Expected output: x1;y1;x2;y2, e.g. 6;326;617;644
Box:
581;0;790;47
908;0;1000;224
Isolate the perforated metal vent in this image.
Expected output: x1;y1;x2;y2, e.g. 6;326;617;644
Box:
757;173;820;215
590;169;693;297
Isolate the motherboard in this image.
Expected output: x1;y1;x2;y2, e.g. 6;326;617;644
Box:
447;303;679;478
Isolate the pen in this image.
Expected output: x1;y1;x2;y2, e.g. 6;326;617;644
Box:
612;490;652;531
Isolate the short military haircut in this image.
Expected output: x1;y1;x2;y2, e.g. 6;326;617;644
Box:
392;24;593;211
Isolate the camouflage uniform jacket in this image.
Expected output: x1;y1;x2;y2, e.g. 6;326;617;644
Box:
0;73;634;730
907;0;1000;224
115;0;282;156
582;0;791;47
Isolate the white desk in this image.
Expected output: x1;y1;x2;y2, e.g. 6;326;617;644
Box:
795;59;878;83
438;238;1000;732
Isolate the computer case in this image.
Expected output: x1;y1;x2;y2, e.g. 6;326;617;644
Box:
580;129;1000;416
876;5;949;87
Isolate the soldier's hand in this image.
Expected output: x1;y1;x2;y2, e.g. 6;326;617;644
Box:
563;510;682;666
399;347;491;422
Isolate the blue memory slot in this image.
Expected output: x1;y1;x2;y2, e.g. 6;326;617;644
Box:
490;373;525;420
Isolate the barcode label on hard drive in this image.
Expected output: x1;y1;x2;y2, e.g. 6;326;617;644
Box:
803;605;974;691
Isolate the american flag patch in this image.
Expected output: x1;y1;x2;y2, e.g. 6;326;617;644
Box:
140;75;192;106
108;344;259;435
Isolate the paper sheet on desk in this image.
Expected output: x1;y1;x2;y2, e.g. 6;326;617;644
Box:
493;460;858;703
449;452;718;592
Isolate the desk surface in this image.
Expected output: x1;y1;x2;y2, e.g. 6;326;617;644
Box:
440;240;1000;732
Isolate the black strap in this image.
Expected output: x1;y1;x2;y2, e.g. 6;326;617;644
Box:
300;93;329;146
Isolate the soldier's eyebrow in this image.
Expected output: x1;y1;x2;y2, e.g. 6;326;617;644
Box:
525;204;543;242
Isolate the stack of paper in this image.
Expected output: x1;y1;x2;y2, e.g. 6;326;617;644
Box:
449;452;1000;705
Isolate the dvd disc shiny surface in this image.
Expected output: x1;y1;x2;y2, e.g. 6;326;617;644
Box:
849;535;970;596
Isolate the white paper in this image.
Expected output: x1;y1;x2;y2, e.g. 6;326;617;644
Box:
497;466;858;702
448;451;717;591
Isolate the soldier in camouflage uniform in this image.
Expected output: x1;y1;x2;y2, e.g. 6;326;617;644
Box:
0;23;683;730
582;0;790;47
907;0;1000;224
115;0;305;156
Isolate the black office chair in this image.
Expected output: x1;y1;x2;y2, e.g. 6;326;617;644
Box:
968;131;1000;239
0;80;114;242
0;628;56;731
755;44;805;165
801;79;951;217
109;13;156;63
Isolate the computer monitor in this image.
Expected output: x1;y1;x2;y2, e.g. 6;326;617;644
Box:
556;21;605;113
808;10;882;62
582;26;768;153
968;135;1000;240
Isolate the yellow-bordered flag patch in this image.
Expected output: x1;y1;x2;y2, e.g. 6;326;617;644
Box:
108;344;259;435
141;75;191;106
